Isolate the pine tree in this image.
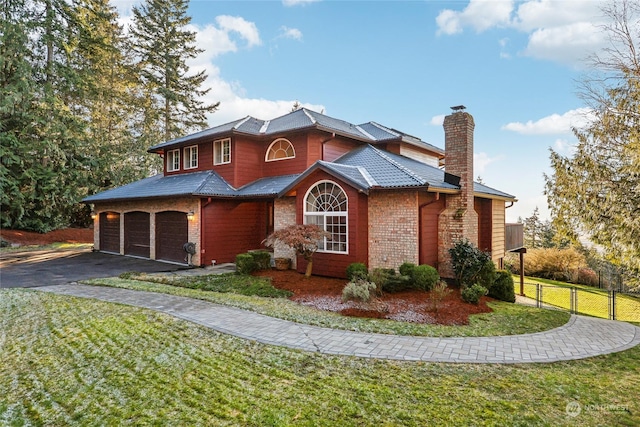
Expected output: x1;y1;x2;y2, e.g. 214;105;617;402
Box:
129;0;219;143
545;0;640;271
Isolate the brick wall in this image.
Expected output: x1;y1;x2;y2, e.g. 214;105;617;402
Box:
368;190;419;270
93;198;201;265
273;197;297;268
439;111;478;278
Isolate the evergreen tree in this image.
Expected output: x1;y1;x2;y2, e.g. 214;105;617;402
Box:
545;0;640;271
129;0;218;143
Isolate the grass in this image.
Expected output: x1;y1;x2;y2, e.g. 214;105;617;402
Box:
0;242;92;253
518;275;640;322
87;275;571;337
1;289;638;426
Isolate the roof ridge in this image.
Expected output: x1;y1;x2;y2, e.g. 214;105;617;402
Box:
355;125;376;140
368;145;427;186
195;170;236;194
233;116;252;130
368;121;400;137
259;120;270;133
302;108;317;124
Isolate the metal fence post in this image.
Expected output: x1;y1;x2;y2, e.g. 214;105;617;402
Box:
536;284;541;309
570;287;575;314
611;290;616;321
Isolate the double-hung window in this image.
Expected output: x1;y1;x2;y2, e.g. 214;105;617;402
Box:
184;145;198;169
214;138;231;165
304;181;348;253
167;149;180;172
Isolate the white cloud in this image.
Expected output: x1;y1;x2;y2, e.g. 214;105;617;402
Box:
436;0;514;35
474;152;504;175
282;0;320;6
279;26;303;41
501;108;593;135
430;114;445;126
435;0;607;66
214;15;261;48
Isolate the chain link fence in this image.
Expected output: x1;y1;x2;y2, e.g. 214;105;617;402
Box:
521;283;640;322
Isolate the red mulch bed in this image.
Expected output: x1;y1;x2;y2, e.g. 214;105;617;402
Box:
254;269;494;325
1;228;93;246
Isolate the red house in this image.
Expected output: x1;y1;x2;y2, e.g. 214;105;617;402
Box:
84;107;517;278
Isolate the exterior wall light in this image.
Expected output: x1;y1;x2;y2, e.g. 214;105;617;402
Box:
187;211;195;221
90;211;97;220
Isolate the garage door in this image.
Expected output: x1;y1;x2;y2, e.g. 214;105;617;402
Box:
124;211;150;258
156;211;188;263
99;212;120;253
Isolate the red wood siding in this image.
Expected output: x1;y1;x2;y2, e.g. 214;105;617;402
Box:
323;137;359;162
156;211;188;263
293;170;368;278
99;212;120;253
233;136;264;187
124;211;150;258
419;194;445;267
474;197;492;253
201;200;270;265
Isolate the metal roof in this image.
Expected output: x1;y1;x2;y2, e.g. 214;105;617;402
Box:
147;108;443;153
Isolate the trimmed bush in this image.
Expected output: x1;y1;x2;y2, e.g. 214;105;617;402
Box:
412;264;439;291
449;239;493;287
342;278;377;303
249;250;272;271
346;262;368;281
477;259;496;290
369;268;412;293
461;284;488;304
398;262;416;278
489;270;516;303
235;253;256;275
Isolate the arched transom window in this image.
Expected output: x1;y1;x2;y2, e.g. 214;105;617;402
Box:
266;138;295;161
304;180;348;253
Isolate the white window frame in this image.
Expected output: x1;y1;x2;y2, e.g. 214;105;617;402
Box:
184;145;198;170
167;149;180;172
303;180;348;254
265;138;296;162
214;138;231;165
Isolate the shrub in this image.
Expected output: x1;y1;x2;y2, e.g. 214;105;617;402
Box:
346;262;368;281
398;262;416;278
476;259;496;291
461;284;488;304
524;247;587;282
369;268;412;293
489;270;516;303
235;253;256;275
249;250;272;271
575;268;599;287
342;278;377;303
412;264;440;291
448;239;493;287
429;281;453;312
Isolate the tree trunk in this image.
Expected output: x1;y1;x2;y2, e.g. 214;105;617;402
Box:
305;259;313;277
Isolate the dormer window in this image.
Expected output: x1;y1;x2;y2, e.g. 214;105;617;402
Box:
214;138;231;165
184;145;198;169
167;149;180;172
266;138;295;161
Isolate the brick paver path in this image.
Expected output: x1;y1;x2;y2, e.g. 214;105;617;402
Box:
36;283;640;364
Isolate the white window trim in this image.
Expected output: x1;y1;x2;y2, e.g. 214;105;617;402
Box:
303;180;349;254
184;145;198;170
214;138;231;165
265;138;296;162
167;149;180;172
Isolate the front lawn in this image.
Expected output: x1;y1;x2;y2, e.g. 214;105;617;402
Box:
1;289;638;426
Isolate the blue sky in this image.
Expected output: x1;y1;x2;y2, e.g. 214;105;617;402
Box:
116;0;609;222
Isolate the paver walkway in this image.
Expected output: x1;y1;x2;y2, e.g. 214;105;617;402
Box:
36;283;640;364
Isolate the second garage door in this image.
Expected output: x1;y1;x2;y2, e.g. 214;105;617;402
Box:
156;211;188;264
124;211;150;258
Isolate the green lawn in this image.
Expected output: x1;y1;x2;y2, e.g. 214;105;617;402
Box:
1;289;638;426
518;276;640;322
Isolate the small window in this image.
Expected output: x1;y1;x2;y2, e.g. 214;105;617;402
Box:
167;149;180;172
214;138;231;165
184;145;198;169
266;138;295;162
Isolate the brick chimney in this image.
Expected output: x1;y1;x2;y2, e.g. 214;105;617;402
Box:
438;107;478;278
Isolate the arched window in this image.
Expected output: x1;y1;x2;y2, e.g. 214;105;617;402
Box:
304;180;348;253
266;138;295;161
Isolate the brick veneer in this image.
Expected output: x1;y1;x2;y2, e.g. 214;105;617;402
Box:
368;190;419;270
93;198;201;265
438;111;478;278
273;197;297;268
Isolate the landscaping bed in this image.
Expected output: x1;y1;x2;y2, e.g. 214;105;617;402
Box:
1;228;93;246
254;269;493;325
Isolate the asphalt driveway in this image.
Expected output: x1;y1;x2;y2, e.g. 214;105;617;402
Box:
0;249;186;288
